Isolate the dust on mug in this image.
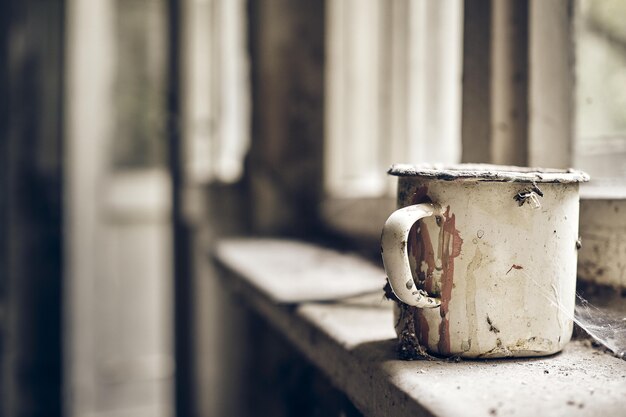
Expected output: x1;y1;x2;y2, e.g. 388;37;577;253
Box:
381;164;589;359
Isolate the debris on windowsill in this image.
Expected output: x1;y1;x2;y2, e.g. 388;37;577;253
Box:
215;238;626;417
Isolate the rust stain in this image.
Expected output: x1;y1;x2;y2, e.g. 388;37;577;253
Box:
406;188;462;356
413;223;436;292
415;308;430;348
407;185;434;354
506;264;524;274
438;205;463;355
408;186;436;292
411;185;431;205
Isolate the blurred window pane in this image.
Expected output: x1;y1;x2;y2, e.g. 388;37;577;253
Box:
575;0;626;183
111;0;167;170
182;0;250;184
325;0;463;198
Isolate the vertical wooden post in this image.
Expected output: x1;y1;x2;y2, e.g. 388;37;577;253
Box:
462;0;531;166
167;0;195;416
461;0;493;163
490;0;529;166
248;0;325;234
528;0;573;168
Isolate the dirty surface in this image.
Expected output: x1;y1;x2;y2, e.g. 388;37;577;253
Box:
573;282;626;360
388;163;589;183
215;239;385;303
216;238;626;417
391;171;582;358
514;183;544;208
397;187;463;357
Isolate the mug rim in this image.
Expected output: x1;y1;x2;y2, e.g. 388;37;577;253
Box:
388;163;590;183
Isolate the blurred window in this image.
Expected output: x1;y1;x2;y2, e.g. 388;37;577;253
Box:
111;0;167;170
575;0;626;187
324;0;464;198
66;0;174;416
182;0;250;184
325;0;626;200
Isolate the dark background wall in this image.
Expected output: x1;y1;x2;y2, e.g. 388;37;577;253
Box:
185;2;330;416
0;1;65;416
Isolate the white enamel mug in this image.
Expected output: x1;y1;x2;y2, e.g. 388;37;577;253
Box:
381;164;589;358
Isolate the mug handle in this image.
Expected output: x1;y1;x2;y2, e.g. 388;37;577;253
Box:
381;203;442;308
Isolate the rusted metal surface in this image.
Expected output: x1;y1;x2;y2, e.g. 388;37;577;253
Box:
382;164;589;358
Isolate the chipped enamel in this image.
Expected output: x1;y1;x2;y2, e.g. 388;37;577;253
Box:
382;164;589;358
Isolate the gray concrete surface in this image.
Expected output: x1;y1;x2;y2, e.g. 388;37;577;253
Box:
215;238;626;417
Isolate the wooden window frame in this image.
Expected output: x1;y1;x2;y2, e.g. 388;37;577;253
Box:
321;0;626;290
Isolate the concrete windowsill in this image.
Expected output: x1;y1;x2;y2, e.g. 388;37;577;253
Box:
213;238;626;417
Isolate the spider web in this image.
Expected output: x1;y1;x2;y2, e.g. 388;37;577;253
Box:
574;294;626;360
516;268;626;360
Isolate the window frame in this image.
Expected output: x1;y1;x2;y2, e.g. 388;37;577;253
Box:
321;0;626;290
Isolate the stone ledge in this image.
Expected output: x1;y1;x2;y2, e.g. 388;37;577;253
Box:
213;238;626;417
